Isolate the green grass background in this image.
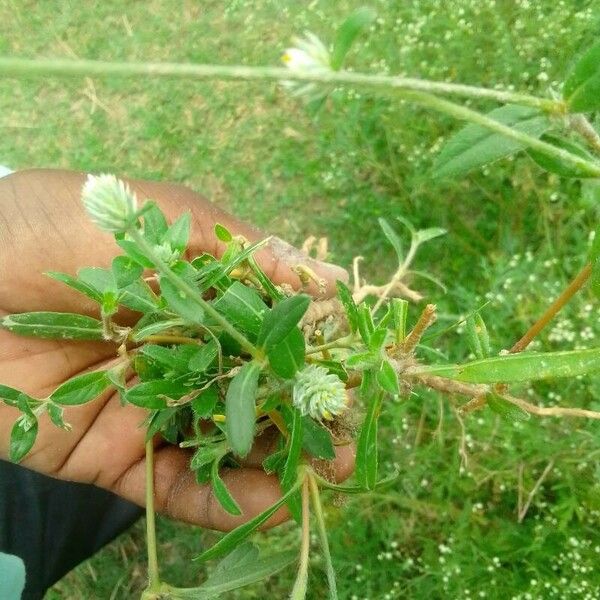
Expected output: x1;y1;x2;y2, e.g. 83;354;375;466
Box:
2;0;600;598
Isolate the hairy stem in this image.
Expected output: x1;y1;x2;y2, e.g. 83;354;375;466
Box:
145;438;160;593
308;472;338;600
290;478;311;600
509;263;592;353
0;56;561;111
128;229;259;358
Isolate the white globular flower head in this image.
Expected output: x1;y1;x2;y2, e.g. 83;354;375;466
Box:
293;364;347;421
282;32;331;71
82;174;138;233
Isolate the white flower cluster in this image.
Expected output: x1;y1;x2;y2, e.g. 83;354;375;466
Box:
292;364;347;421
82;174;138;233
282;32;330;72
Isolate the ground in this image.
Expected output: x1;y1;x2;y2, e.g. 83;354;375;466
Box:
2;1;600;598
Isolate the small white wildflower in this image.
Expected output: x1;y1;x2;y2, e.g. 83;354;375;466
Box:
293;364;347;420
282;32;330;71
82;174;138;233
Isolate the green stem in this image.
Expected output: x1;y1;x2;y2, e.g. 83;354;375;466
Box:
128;229;259;358
305;335;355;355
0;56;560;112
405;91;600;178
308;473;338;600
145;438;160;593
290;478;311;600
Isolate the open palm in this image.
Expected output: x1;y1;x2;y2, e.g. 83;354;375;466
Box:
0;169;353;531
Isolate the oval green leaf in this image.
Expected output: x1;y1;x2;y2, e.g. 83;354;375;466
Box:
1;312;105;340
225;362;261;457
50;371;112;406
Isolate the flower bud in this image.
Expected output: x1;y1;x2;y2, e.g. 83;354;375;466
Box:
82;174;138;233
293;364;348;421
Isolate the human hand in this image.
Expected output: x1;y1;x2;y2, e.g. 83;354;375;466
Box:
0;169;354;530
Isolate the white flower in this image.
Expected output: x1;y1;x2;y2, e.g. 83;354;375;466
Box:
293;364;347;421
82;174;138;233
282;32;330;71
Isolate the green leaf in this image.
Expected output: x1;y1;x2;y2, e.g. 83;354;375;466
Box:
377;359;400;395
146;407;178;441
225;362;261;457
112;256;144;288
391;298;408;343
466;312;490;359
211;457;243;516
281;407;304;522
356;304;375;344
9;416;38;462
589;226;600;298
160;277;204;325
78;267;117;294
563;41;600;112
418;347;600;383
46;271;103;303
0;385;33;408
487;393;530;422
50;371;111;406
356;372;382;490
267;328;305;379
1;312;105;340
214;223;233;243
142;202;169;244
191;385;219;419
368;327;388;352
433;105;550;179
124;380;188;409
335;280;359;333
345;351;379;370
527;134;598;178
378;218;404;262
213;281;268;335
331;7;376;70
191;445;222;471
257;295;310;351
188;341;219;373
414;227;447;246
173;547;296;599
164;212;191;253
119;280;160;313
314;360;348;381
47;403;69;430
116;238;155;268
131;318;184;342
302;416;335;460
193;481;302;561
316;469;400;495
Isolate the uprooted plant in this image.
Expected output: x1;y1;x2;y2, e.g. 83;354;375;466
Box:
2;8;600;599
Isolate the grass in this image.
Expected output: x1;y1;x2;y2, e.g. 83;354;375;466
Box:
2;0;600;598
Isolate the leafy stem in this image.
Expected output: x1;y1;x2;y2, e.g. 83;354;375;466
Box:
403;91;600;178
0;56;561;111
290;476;311;600
144;438;161;594
308;471;338;599
128;229;260;358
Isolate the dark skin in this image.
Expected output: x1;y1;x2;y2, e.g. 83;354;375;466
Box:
0;169;354;531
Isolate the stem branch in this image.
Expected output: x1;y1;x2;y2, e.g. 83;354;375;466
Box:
0;56;560;111
145;438;160;593
308;472;338;600
129;230;259;357
290;477;311;600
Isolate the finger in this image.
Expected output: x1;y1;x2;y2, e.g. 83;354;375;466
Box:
129;178;349;298
112;445;290;531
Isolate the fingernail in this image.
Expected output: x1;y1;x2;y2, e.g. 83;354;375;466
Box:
269;237;349;283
